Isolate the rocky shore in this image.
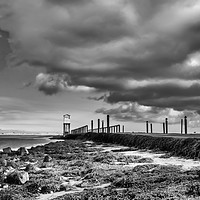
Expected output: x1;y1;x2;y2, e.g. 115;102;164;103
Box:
1;139;200;200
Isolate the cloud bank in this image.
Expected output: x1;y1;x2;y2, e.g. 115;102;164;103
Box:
35;73;94;95
1;0;200;125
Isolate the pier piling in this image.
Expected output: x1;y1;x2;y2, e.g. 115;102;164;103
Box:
146;121;149;133
165;118;168;134
184;116;187;134
91;120;94;132
107;115;110;133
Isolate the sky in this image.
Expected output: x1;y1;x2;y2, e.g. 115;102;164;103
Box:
0;0;200;133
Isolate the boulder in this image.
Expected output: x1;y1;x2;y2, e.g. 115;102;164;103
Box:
25;164;40;172
60;182;69;191
3;147;12;154
17;147;29;156
0;158;7;167
43;155;52;162
6;170;29;184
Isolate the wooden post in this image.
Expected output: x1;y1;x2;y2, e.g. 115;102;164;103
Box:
102;120;104;133
150;123;153;133
63;123;66;135
163;122;165;134
146;121;149;133
123;125;125;133
181;119;183;134
107;115;110;133
165;118;168;134
98;119;100;133
91;120;93;132
118;125;120;133
184;116;187;134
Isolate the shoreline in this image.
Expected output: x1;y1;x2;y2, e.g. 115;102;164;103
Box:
1;136;200;199
64;132;200;160
0;135;62;151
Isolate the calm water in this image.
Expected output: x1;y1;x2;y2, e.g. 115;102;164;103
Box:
0;135;60;150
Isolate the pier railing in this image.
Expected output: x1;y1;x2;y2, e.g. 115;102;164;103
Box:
68;115;125;135
88;124;121;133
71;125;88;134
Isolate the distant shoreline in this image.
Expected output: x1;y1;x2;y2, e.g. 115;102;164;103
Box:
0;135;62;151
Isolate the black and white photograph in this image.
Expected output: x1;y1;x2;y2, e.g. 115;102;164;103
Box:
1;0;200;199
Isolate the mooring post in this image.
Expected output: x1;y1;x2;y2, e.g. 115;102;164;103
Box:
181;119;183;134
184;116;187;134
107;115;110;133
102;120;104;133
163;122;165;134
146;121;149;133
91;120;94;132
98;119;100;133
150;123;153;133
165;118;168;134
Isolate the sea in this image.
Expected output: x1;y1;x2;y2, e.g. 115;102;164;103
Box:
0;135;61;151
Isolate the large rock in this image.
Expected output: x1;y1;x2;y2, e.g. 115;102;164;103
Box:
6;170;29;184
0;158;7;167
3;147;12;154
43;155;52;162
17;147;29;156
25;164;40;172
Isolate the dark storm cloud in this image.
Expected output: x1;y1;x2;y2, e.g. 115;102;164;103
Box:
106;82;200;103
35;73;94;95
46;16;132;48
95;102;199;126
103;81;200;112
1;0;200;124
1;0;200;80
35;73;69;95
94;80;200;123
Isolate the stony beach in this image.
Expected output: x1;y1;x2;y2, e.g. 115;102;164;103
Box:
1;137;200;200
